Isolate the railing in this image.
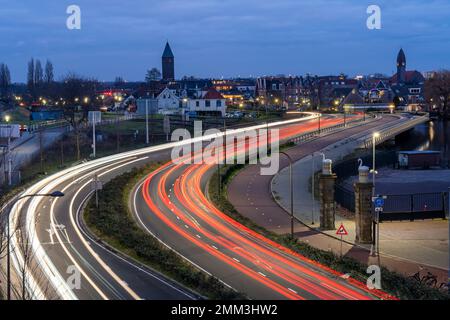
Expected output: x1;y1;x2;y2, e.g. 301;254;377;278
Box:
335;185;448;222
359;113;429;149
288;114;376;145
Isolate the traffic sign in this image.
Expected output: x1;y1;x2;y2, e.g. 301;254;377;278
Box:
336;224;348;236
375;207;383;212
374;197;384;207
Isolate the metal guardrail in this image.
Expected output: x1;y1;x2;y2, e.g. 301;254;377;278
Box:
359;113;429;149
288;115;375;145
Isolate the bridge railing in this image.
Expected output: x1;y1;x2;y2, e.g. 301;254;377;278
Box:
287;114;377;145
359;113;429;149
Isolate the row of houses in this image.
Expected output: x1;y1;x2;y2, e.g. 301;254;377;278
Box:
135;86;227;117
253;49;427;112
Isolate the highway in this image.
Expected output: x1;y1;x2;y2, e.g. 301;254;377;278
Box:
7;112;394;300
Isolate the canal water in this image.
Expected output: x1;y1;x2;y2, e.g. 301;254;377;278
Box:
396;120;450;167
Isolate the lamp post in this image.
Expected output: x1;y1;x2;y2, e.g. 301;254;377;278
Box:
311;152;325;225
318;113;321;134
371;132;380;257
4;115;12;185
372;132;380;196
280;152;294;238
145;100;149;145
5;191;64;300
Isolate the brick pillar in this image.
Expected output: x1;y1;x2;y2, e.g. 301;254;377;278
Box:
319;173;337;230
354;181;374;244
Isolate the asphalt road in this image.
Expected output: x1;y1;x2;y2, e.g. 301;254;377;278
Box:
130;115;393;300
8;113;394;300
9;149;197;300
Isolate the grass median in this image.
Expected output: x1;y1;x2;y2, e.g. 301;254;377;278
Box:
209;164;450;300
83;163;246;300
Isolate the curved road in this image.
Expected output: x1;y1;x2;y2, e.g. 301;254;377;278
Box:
8;113;394;300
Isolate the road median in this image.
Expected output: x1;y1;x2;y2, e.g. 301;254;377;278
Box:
83;163;247;300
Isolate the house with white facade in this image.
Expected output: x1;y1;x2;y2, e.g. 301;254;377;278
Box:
184;88;226;117
136;87;181;115
156;87;181;115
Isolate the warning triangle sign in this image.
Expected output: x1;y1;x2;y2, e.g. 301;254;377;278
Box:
336;224;348;236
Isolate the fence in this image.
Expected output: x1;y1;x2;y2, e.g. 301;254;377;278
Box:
333;149;449;221
335;185;448;222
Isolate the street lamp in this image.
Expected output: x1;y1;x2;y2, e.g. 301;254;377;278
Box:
371;132;380;195
371;132;380;257
5;191;64;300
318;113;321;134
4;115;12;184
279;152;294;238
311;152;325;225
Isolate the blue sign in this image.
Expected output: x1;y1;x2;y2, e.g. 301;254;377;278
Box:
374;197;384;207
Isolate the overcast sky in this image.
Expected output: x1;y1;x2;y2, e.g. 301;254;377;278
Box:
1;0;449;82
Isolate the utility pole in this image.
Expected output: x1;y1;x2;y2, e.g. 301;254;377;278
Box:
318;114;321;134
92;114;96;158
217;145;221;194
145;100;149;145
8;157;12;186
94;173;99;208
60;137;64;167
39;129;44;173
280;152;294;238
223;119;227;165
311;154;315;225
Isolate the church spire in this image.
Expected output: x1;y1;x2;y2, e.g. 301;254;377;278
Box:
396;48;406;84
162;41;175;81
162;41;174;58
397;48;406;67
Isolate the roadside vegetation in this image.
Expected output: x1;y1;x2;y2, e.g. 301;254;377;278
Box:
84;163;246;300
209;164;450;300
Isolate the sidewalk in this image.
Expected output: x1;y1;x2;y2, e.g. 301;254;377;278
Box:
272;126;449;273
228;115;449;283
0;127;67;184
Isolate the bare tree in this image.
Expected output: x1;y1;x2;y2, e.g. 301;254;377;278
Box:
27;58;35;98
0;63;11;100
60;73;99;160
44;60;54;84
145;68;161;82
13;214;53;300
425;70;450;118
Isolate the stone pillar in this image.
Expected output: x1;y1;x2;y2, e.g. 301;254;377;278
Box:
319;159;336;230
354;166;374;244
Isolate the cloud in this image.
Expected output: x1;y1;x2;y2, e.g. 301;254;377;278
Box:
0;0;448;81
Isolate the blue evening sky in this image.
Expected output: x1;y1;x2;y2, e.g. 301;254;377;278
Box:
0;0;449;82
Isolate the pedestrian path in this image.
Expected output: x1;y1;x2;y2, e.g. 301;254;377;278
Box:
272;126;449;271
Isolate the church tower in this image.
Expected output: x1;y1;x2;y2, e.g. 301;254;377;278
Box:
396;48;406;84
162;42;175;81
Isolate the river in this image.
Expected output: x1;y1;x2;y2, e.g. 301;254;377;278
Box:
396;120;450;167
